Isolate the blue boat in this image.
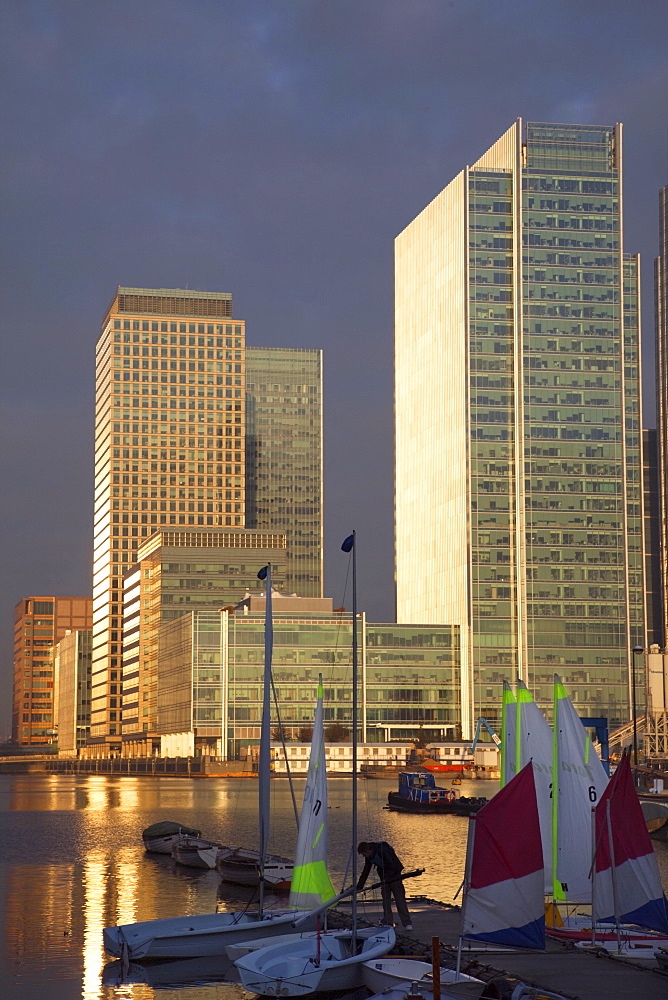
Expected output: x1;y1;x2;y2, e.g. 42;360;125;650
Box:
386;772;487;815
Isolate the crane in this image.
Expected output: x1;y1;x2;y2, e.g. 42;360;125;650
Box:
471;717;501;753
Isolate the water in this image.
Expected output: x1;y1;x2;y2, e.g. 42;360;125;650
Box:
1;773;666;1000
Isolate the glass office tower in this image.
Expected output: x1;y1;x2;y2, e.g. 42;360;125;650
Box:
395;121;644;733
246;347;323;597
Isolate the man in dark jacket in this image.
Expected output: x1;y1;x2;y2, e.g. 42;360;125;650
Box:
357;841;412;930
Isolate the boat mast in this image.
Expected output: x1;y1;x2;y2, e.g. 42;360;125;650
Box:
258;563;273;919
455;813;476;980
342;532;358;933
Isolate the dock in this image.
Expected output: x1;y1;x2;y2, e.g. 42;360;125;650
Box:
349;898;668;1000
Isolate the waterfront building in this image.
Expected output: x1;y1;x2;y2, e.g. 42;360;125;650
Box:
92;287;323;753
395;120;644;734
12;596;93;745
54;630;92;754
118;528;287;757
656;185;668;649
258;742;414;774
155;596;461;759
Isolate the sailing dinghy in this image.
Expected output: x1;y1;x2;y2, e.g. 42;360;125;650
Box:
457;761;546;958
236;533;396;995
142;821;201;854
103;566;315;961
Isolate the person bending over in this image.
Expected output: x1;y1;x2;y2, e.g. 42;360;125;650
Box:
357;841;412;930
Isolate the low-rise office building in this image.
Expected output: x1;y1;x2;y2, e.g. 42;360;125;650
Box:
156;595;462;759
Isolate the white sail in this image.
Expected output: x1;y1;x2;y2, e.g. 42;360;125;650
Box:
288;675;335;909
553;675;608;902
515;681;553;892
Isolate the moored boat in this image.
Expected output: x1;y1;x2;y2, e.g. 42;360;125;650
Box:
362;957;482;994
142;820;201;854
171;835;222;869
235;925;395;996
103;909;317;962
387;772;487;815
216;846;293;890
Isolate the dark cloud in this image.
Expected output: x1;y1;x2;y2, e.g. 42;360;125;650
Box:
1;0;667;734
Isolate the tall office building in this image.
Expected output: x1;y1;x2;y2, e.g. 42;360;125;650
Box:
92;288;323;750
656;186;668;649
395;120;644;734
12;596;93;744
246;347;323;596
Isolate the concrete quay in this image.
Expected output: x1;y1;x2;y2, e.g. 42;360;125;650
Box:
352;898;668;1000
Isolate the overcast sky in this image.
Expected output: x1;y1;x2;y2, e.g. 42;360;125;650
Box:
1;1;666;737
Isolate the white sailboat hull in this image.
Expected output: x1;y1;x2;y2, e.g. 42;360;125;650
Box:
103;910;315;961
362;957;482;994
235;925;395;996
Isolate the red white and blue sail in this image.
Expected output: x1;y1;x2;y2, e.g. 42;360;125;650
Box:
461;762;545;950
593;754;668;934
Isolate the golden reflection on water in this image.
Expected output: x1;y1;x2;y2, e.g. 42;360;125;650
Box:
82;853;107;1000
2;772;667;1000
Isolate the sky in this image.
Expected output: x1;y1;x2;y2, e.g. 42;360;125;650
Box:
0;0;667;738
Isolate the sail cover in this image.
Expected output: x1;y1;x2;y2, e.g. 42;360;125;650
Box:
593;754;668;934
462;762;545;950
288;675;335;909
516;681;553;891
553;676;608;902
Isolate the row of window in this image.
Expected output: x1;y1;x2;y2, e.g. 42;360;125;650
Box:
113;320;242;336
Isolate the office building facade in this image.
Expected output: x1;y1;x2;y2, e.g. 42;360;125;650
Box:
395;120;644;734
246;347;323;597
12;596;93;744
157;599;461;758
656;186;668;649
92;288;323;750
118;528;287;756
54;629;92;754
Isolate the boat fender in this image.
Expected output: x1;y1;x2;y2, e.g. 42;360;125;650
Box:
429;791;439;801
444;790;456;802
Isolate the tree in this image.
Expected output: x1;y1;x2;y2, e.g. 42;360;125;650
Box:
297;726;313;743
324;723;350;743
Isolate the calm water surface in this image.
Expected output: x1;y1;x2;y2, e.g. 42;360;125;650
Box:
1;773;666;1000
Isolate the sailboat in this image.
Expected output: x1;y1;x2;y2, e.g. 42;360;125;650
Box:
500;679;553;892
235;533;395;996
226;672;337;962
102;565;316;961
457;762;546;958
585;753;668;954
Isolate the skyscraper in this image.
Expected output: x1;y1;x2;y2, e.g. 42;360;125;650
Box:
656;186;668;649
92;288;323;752
395;120;644;734
246;347;323;597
